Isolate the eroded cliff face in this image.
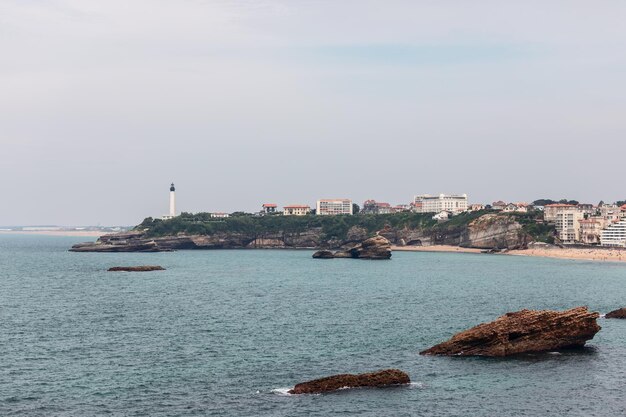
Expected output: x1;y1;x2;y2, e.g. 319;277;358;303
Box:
70;214;533;252
459;213;531;249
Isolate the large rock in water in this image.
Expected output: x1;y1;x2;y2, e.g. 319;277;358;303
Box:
350;235;392;259
420;306;600;357
288;369;410;394
605;307;626;319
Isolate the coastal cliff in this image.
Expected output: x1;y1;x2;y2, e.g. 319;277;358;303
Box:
70;211;551;252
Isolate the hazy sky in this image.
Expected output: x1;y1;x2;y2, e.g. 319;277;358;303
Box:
2;0;625;225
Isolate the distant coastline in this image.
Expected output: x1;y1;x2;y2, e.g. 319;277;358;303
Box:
0;230;104;237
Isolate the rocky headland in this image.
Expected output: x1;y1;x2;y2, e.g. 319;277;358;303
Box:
288;369;410;394
420;306;600;356
70;211;540;253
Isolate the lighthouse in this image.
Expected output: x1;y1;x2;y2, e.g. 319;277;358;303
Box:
169;183;176;217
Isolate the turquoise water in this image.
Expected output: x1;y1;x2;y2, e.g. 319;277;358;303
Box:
1;234;626;416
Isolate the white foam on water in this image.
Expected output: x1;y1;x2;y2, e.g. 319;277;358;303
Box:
270;388;293;396
600;314;606;318
548;352;562;355
409;382;426;389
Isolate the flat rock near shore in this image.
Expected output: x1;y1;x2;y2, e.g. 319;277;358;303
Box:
289;369;410;394
107;266;165;272
420;306;600;357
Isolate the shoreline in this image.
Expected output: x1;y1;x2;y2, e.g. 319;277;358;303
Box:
393;244;626;263
391;245;483;254
0;230;105;237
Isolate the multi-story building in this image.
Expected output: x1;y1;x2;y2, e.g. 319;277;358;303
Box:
600;220;626;247
579;218;606;245
544;204;584;242
362;200;393;214
413;194;468;214
599;204;621;222
283;205;311;216
316;199;353;216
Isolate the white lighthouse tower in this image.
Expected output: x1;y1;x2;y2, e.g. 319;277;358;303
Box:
169;183;176;217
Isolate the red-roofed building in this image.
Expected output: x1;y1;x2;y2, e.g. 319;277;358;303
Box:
261;203;277;214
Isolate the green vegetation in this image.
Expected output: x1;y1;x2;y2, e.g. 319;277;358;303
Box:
532;198;579;206
136;209;555;243
137;212;437;241
508;211;556;244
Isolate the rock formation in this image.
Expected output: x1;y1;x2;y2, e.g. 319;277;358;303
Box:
312;236;392;260
312;250;335;259
605;307;626;319
420;306;600;357
459;213;531;249
108;266;165;272
288;369;410;394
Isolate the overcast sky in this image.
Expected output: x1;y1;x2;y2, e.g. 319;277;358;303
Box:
1;0;625;225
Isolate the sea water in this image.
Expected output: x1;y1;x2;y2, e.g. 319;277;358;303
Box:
1;234;626;416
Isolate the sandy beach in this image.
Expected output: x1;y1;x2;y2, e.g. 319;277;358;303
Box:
391;245;483;254
392;244;626;263
507;247;626;263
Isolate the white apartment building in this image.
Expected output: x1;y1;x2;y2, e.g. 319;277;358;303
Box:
316;199;353;215
545;204;584;242
413;194;468;213
283;205;311;216
600;220;626;247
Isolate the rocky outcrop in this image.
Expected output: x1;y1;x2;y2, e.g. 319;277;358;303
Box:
288;369;410;394
108;266;165;272
420;306;600;357
312;250;335;259
459;213;531;249
312;236;392;260
605;308;626;319
348;235;392;259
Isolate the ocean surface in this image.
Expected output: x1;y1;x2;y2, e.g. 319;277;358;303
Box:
1;234;626;416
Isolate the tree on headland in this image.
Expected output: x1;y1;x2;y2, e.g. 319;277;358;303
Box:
352;203;360;214
532;198;579;206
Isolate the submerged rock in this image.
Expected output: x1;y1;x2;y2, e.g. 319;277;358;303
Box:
420;306;600;357
288;369;410;394
606;308;626;319
108;266;165;272
312;250;335;259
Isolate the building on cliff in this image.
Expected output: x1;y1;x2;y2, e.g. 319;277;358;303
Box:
316;199;353;215
283;205;311;216
261;203;277;215
413;194;468;214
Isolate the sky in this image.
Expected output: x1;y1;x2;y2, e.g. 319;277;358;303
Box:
1;0;625;226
